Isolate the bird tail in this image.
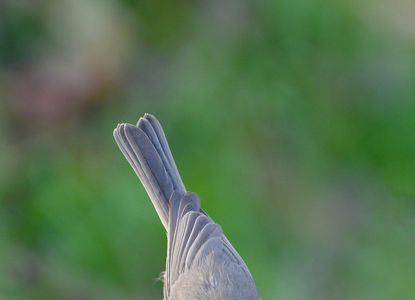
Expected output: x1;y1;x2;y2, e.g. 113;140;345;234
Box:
113;113;186;230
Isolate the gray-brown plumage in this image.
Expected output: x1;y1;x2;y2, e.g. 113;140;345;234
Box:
113;114;261;300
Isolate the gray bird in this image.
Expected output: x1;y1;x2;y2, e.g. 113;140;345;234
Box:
113;114;261;300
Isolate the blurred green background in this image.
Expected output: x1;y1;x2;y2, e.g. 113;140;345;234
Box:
1;0;414;299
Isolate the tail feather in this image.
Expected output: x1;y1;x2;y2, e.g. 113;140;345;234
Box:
113;114;186;230
137;114;185;193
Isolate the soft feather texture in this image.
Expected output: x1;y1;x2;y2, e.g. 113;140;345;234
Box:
113;114;261;300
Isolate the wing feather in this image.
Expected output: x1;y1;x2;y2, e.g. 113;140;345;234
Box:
165;192;223;297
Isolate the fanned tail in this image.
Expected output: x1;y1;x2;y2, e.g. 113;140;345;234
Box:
113;113;186;230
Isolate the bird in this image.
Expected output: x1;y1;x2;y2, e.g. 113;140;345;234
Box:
113;113;261;300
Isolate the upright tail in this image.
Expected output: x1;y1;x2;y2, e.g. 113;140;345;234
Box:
113;113;186;230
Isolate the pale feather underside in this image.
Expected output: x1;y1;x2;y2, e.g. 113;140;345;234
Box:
113;114;260;300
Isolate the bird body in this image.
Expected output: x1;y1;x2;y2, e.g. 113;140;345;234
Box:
114;114;260;300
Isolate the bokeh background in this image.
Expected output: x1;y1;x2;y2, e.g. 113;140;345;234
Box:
1;0;414;299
